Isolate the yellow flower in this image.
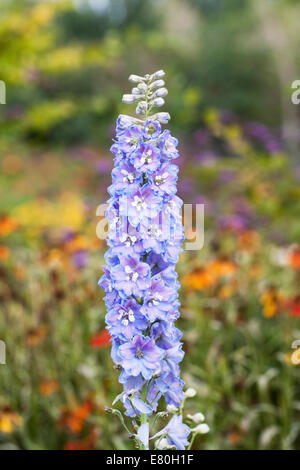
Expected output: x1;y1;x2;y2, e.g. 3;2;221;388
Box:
260;288;278;318
0;407;23;434
31;3;56;26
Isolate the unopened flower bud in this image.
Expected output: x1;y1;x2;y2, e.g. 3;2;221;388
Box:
122;94;135;104
136;101;147;115
155;438;169;450
187;412;205;423
192;423;210;434
137;82;147;92
131;87;142;95
152;97;165;107
149;79;165;90
152;70;165;80
129;74;144;83
104;406;113;413
154;87;168;98
154;112;170;124
167;404;178;413
184;387;196;398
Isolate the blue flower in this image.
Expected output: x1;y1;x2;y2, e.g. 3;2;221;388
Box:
106;299;148;340
132;141;161;173
137;423;149;449
111;254;150;297
149;163;178;196
158;130;179;160
143;119;161;140
119;186;161;227
156;414;190;450
117;125;142;154
119;335;163;380
99;75;190;448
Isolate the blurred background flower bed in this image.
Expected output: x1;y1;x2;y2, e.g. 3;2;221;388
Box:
0;0;299;450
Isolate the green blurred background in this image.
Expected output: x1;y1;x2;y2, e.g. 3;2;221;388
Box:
0;0;299;450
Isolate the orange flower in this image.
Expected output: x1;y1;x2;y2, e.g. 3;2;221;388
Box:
0;245;10;260
60;399;93;434
0;216;18;236
65;235;89;254
238;230;260;252
218;280;238;299
90;329;111;348
13;265;26;280
260;287;279;318
228;431;244;446
0;406;23;433
207;259;237;278
183;268;216;291
289;249;300;270
64;427;99;450
26;325;48;347
39;380;60;396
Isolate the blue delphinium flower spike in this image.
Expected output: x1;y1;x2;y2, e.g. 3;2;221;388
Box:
99;70;190;449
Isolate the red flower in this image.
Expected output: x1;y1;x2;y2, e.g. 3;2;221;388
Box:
60;399;93;434
281;296;300;318
65;427;99;450
289;249;300;270
89;329;111;348
290;302;300;317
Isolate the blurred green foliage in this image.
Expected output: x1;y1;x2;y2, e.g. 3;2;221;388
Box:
1;0;299;148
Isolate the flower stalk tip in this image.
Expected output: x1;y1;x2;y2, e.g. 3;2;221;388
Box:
122;70;170;122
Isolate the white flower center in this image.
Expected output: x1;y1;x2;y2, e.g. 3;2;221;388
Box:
107;280;112;292
141;149;153;165
120;234;137;247
148;225;162;238
149;292;163;306
132;196;147;211
118;307;135;326
154;172;168;185
121;169;135;183
124;265;139;282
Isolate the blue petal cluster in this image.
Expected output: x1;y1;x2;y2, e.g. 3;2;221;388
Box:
99;116;186;421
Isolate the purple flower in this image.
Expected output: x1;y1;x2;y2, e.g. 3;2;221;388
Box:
106;299;148;339
117;125;142;154
72;250;88;269
154;414;190;450
120;186;161;227
158;130;179;160
119;335;163;380
131;141;161;173
150;163;178;195
141;275;174;322
110;161;141;194
99;71;190;449
143;119;161;140
110;254;150;297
